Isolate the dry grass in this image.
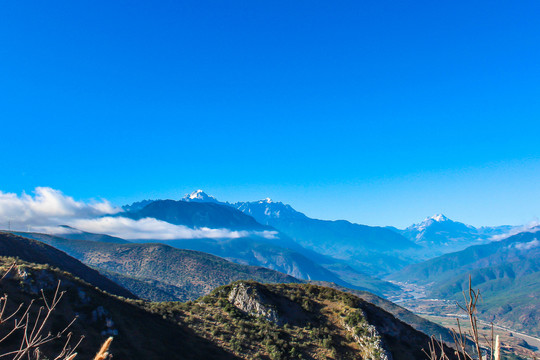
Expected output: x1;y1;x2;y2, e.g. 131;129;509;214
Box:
93;337;113;360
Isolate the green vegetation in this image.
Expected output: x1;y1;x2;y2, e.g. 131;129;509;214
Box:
0;240;452;360
0;232;134;298
389;230;540;337
0;257;238;360
311;281;456;344
147;282;445;360
2;254;440;359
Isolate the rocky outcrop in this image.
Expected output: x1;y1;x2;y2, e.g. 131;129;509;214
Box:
227;282;284;325
343;309;392;360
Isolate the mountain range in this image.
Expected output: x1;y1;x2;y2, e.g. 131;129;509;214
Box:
1;230;456;344
3;188;535;351
123;199;267;230
121;192;521;279
0;232;455;360
11;231;302;301
233;198;418;276
116;191;531;301
120;195;400;295
140;191;536;342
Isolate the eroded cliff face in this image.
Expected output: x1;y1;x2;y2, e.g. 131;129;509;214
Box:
227;282;284;325
343;309;393;360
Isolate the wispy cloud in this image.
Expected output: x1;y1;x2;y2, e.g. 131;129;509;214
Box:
513;238;540;251
0;187;277;240
68;216;277;240
489;221;540;241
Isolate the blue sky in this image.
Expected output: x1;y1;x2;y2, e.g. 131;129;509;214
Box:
1;1;539;227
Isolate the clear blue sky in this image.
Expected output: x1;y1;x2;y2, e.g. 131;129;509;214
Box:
1;1;539;227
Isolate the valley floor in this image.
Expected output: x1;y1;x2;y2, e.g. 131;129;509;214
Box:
387;281;540;359
419;314;540;360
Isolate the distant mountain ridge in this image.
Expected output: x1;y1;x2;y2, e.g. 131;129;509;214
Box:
122;199;155;212
133;236;401;294
232;198;418;276
54;225;131;244
122;195;517;263
388;214;518;258
121;194;399;295
123;199;268;230
390;227;540;285
401;214;479;246
119;192;526;296
236;198;307;221
122;190;224;211
13;232;302;301
389;227;540;337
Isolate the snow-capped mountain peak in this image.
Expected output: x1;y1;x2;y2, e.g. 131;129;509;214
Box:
407;214;452;233
182;190;219;203
427;214;449;223
188;189;207;200
259;198;273;204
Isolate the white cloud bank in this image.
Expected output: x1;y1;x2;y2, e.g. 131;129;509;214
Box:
69;217;277;240
0;187;277;240
0;187;119;229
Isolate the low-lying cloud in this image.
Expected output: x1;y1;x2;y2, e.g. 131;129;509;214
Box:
489;221;540;241
69;216;277;240
513;238;540;251
0;187;277;240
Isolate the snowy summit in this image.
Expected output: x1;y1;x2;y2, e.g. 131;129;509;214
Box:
426;214;449;223
407;214;452;233
182;190;219;203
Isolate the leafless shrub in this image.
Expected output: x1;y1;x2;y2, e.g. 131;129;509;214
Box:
0;262;82;360
424;275;501;360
